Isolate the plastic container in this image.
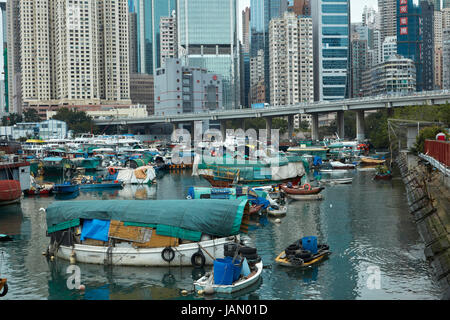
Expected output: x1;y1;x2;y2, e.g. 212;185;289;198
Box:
213;259;234;285
241;258;251;277
224;256;242;281
302;236;318;255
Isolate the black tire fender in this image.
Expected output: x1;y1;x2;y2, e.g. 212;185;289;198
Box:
161;247;175;262
239;246;257;255
191;250;206;268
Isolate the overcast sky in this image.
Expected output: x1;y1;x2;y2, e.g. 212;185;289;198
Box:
239;0;379;23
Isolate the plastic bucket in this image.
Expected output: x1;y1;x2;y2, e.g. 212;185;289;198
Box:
213;259;234;285
302;236;318;255
224;256;242;281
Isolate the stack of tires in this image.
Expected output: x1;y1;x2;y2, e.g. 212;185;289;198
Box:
223;243;260;265
284;241;314;264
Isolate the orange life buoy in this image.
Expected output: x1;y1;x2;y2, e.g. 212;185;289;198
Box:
108;167;116;175
303;183;311;191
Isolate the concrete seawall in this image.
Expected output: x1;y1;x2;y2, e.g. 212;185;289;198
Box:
396;151;450;300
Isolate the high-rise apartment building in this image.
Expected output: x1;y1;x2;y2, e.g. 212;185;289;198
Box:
159;13;177;67
250;0;288;104
268;12;313;106
378;0;397;42
0;1;6;116
382;36;397;62
6;0;22;114
443;28;450;88
312;0;351;101
129;4;138;74
177;0;240;110
249;49;265;105
135;0;176;75
288;0;311;16
15;0;130;115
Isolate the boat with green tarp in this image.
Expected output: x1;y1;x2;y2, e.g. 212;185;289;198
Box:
44;199;252;267
192;153;308;188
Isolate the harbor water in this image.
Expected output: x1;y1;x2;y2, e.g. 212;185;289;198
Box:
0;169;443;300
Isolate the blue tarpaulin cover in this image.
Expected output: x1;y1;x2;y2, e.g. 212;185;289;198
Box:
80;219;111;242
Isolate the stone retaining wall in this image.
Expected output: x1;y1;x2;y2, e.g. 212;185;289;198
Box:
396;152;450;300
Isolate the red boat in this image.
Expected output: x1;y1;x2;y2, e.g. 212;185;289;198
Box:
0;180;22;205
24;188;53;196
280;184;324;195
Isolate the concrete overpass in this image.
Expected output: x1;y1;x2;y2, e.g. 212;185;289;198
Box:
94;90;450;141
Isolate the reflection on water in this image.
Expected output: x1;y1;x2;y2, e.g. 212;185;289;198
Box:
0;170;444;300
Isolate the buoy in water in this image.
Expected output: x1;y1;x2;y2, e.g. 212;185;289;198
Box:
197;290;204;295
204;285;215;295
181;290;188;296
79;285;85;291
275;218;281;224
50;256;55;261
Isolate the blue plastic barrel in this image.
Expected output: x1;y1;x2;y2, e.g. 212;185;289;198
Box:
224;256;242;281
213;259;234;285
302;236;318;254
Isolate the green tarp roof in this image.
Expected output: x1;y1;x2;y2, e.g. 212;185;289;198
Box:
45;199;248;237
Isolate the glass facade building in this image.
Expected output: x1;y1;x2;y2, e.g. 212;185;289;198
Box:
312;0;350;101
177;0;239;110
134;0;176;75
397;0;434;91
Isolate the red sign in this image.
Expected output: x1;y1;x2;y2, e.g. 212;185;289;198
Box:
400;17;408;25
400;5;408;14
400;27;408;35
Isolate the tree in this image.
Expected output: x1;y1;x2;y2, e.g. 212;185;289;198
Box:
1;113;23;126
411;126;449;155
23;108;41;122
51;107;98;135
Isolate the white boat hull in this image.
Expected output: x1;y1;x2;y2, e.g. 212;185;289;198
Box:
287;194;323;201
194;261;263;294
54;236;238;267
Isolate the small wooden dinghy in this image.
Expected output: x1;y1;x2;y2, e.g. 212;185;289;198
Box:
319;178;353;185
194;260;263;294
360;157;385;165
280;184;324;195
0;278;7;297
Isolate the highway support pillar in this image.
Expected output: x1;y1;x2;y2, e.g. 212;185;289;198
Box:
311;114;319;141
265;116;272;137
356;110;366;142
220;120;227;140
288;115;294;140
337;110;345;139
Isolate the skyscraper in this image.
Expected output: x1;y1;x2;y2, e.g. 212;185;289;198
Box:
250;0;288;104
15;0;131;115
312;0;351;101
177;0;240;110
397;0;435;91
378;0;397;42
135;0;176;75
269;12;314;106
159;13;177;67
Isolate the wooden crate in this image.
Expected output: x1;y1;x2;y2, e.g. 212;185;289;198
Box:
109;220;152;243
82;238;107;246
133;232;179;248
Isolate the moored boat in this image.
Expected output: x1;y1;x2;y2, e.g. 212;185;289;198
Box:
267;206;287;217
53;182;80;194
275;237;331;268
0;180;22;206
44;199;252;267
286;193;323;201
360;157;386;165
280;183;324;195
194;260;263;295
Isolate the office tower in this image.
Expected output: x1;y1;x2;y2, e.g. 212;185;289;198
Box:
154;58;222;115
445;0;450;8
135;0;176;75
433;0;441;11
129;4;138;74
6;0;21;114
378;0;397;42
177;0;240;110
350;37;368;98
288;0;311;16
0;1;6;115
249;49;266;105
421;1;435;91
269;12;313;106
312;0;351;101
15;0;130;115
159;13;177;67
443;29;450;88
250;0;288;104
241;7;251;108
